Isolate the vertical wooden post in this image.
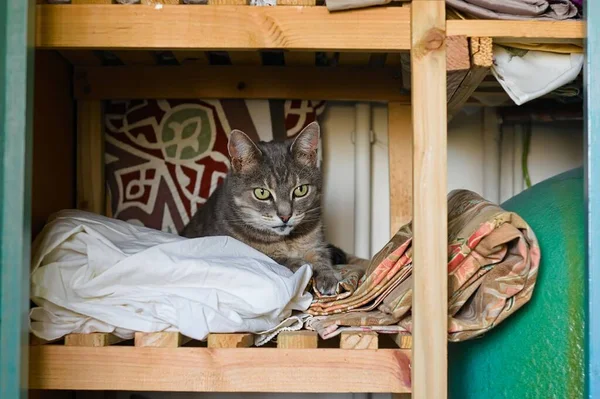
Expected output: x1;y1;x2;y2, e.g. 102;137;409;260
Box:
77;100;105;214
586;0;600;396
410;1;448;398
388;102;412;236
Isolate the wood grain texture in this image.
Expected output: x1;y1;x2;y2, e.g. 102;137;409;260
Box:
65;333;123;347
77;100;105;214
392;334;413;349
277;331;318;349
447;20;585;43
29;346;412;392
36;5;411;51
134;332;190;348
445;35;469;101
339;332;378;350
388;102;412;236
207;333;254;348
73;65;409;101
448;37;493;117
32;51;75;238
410;1;448;399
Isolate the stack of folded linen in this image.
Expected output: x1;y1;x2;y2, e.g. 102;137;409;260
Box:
304;189;541;342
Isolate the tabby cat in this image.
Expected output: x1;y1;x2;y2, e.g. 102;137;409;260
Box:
181;122;342;295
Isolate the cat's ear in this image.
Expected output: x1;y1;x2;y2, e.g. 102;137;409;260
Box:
291;121;320;167
228;130;262;173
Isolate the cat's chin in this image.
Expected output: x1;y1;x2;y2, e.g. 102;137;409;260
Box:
270;225;294;236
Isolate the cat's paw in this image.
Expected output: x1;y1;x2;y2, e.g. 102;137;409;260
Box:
314;271;339;296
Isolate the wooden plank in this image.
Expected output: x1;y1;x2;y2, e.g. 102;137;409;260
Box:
447;20;585;43
207;0;249;4
29;346;412;392
338;52;372;66
284;52;315;66
388;103;412;236
391;334;413;349
74;65;409;101
339;332;378;350
410;1;447;399
77;100;105;214
65;333;123;347
0;1;34;397
35;5;411;51
587;2;600;397
228;51;262;65
445;35;469;101
277;331;318;349
447;37;493;117
112;51;157;65
134;332;190;348
207;333;254;348
277;0;316;5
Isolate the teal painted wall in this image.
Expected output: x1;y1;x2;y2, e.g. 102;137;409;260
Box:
449;168;585;398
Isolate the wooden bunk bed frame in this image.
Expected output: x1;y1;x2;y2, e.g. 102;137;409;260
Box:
27;1;586;398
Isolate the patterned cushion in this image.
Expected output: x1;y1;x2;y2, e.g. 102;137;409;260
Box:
105;99;325;233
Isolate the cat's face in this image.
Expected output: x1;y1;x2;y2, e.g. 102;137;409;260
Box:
226;122;322;236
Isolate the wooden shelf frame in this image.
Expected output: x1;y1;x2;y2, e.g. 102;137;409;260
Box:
29;2;587;398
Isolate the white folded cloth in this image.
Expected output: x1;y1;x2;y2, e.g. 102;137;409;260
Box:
30;210;312;341
491;44;584;105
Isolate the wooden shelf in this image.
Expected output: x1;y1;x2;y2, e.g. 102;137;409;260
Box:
29;332;413;393
447;19;586;44
35;4;411;51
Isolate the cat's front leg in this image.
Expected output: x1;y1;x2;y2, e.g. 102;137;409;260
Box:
276;256;339;295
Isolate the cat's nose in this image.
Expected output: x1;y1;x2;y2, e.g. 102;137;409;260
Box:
278;214;292;224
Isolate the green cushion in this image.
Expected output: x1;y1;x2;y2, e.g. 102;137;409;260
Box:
449;168;585;399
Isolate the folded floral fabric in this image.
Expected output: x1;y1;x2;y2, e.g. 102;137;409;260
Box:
307;189;540;342
446;0;579;20
491;44;584;105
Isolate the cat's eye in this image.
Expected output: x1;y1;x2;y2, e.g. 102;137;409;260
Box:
293;185;309;198
254;188;272;200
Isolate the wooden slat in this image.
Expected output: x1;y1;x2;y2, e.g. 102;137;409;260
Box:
228;51;262;65
448;37;493;117
339;332;378;350
410;1;447;399
284;52;315;66
207;333;254;348
447;20;585;43
73;66;409;101
112;51;157;65
445;35;470;101
277;331;318;349
134;332;190;348
388;102;412;236
207;0;250;4
36;5;411;51
76;100;104;214
338;52;372;66
65;333;123;347
29;346;412;392
392;334;413;349
277;0;317;5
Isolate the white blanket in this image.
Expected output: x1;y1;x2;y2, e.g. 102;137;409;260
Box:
30;210;313;341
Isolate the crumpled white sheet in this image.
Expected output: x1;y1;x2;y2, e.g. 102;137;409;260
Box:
30;210;313;341
491;44;584;105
